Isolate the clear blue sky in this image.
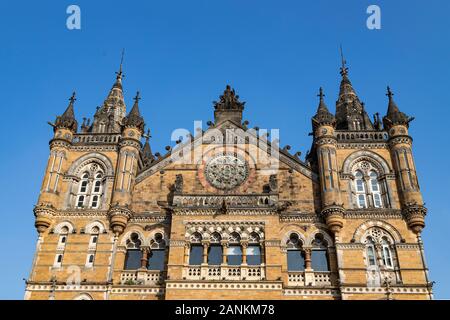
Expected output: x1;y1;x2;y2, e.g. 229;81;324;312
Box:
0;0;449;299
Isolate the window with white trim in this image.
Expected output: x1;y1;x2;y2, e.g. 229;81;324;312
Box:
54;226;69;267
354;170;367;208
351;160;388;209
362;227;397;270
74;164;105;209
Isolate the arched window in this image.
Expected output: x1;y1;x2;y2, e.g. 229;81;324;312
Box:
369;171;382;208
208;232;223;266
247;232;261;266
75;164;105;209
76;173;89;208
311;234;329;271
381;237;393;268
363;228;396;269
124;233;142;270
352;161;387;209
54;226;69;267
365;237;377;266
90;173;103;209
286;233;305;271
148;233;166;271
189;232;203;265
86;226;99;268
227;232;242;266
354;171;367;208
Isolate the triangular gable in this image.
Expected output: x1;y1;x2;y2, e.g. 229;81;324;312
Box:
135;119;317;183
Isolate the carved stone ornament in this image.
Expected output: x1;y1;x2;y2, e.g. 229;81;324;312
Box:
204;153;249;190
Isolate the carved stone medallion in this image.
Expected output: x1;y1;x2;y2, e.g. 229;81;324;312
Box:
204;153;249;190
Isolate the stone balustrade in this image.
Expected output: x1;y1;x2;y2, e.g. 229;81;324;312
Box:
119;270;166;285
72;133;121;145
173;194;278;208
287;271;331;287
183;265;265;281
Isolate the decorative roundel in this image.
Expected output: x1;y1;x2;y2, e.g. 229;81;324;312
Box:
204;153;249;190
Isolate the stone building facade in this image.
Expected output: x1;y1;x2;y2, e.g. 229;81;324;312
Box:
25;61;432;300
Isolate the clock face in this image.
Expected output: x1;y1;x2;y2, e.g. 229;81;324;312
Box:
204;154;249;190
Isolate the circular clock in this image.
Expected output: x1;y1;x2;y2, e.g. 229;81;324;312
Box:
204;154;249;190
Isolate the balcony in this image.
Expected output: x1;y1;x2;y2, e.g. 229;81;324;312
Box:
287;271;331;287
183;265;265;281
119;270;166;286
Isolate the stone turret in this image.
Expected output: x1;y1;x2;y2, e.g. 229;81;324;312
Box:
383;86;426;234
312;88;344;234
108;91;145;236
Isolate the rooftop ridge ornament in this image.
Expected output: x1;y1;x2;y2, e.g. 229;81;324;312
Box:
213;84;245;111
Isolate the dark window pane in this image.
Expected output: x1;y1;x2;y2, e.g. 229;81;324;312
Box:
124;249;142;270
148;249;166;271
208;245;223;265
227;246;242;266
189;245;203;265
247;245;261;265
287;250;305;271
311;250;329;271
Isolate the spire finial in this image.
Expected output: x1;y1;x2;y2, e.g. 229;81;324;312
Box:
134;91;141;103
339;44;348;76
386;86;394;99
69;91;76;104
144;129;151;140
116;49;125;79
317;87;325;101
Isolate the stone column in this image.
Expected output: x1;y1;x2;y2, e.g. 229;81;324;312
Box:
140;247;149;269
304;248;312;270
202;242;209;264
221;241;227;265
241;242;248;265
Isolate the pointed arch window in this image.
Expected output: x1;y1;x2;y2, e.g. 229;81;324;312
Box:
124;233;142;270
208;232;223;266
227;232;242;266
286;233;305;271
247;232;261;266
311;234;329;271
189;232;203;266
352;161;388;209
363;228;397;270
74;164;105;209
148;233;166;271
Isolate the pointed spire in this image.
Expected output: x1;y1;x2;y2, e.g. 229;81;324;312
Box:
142;129;154;165
54;92;78;132
123;91;145;132
92;53;127;133
335;48;374;130
113;49;125;89
383;86;413;128
312;87;335;127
